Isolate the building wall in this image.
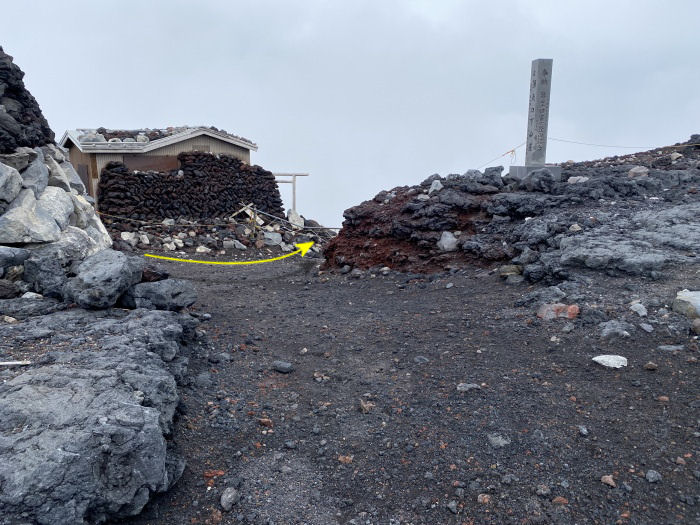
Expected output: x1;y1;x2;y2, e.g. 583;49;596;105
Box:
67;145;102;198
143;136;251;163
67;144;91;179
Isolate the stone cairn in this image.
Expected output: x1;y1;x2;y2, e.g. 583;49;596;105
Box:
0;46;199;525
0;44;113;301
98;152;285;221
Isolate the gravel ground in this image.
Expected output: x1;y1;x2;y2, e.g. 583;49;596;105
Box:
113;250;699;525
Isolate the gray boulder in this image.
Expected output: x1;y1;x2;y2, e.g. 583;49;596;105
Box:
20;151;49;196
0;161;22;208
519;168;559;193
0;308;191;525
63;249;143;309
0;279;20;298
60;160;86;194
599;320;634;339
69;193;94;228
36;185;74;230
23;226;104;298
121;279;197;311
560;235;669;275
673;290;700;319
482;166;505;187
69;193;112;250
0;296;66;319
45;155;72;192
0;146;37;171
0;246;29;269
263;231;283;246
0;188;61;243
42;143;66;163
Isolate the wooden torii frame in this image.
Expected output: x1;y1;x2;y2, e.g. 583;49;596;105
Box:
273;173;309;212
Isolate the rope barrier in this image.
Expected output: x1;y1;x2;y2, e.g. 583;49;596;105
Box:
96;208;342;231
477;142;526;170
476;137;699;169
549;137;700;150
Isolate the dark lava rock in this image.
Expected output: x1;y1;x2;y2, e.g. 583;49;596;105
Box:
272;360;294;374
0;296;67;319
0;46;55;153
324;136;700;280
0;308;195;525
0;278;20;298
0;245;29;269
141;266;170;283
62;249;143;309
120;278;197;311
23;227;103;298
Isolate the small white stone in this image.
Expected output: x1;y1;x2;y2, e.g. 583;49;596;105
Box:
630;302;647;317
21;291;43;299
287;208;305;229
628;166;649;178
428;180;443;194
196;245;212;253
672;289;700;318
437;231;458;252
592;355;628;368
457;383;480;392
119;231;138;246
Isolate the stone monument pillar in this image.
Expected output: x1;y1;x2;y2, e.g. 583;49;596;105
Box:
509;58;561;180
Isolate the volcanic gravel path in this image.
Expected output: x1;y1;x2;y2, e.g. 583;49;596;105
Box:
116;252;699;525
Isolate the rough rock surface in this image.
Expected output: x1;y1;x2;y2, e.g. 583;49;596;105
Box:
0;47;55;153
23;227;107;298
120;278;197;311
0;149;112;298
62;249;144;309
324;137;700;281
0;49;204;525
0;307;197;525
0;47;112;306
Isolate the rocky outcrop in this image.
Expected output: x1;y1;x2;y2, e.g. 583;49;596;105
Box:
120;278;197;311
98;151;284;221
0;47;55;153
62;249;144;309
0;306;197;525
0;147;111;245
0;47;203;525
324;137;700;281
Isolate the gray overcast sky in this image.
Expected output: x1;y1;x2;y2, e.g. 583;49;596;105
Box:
3;0;699;226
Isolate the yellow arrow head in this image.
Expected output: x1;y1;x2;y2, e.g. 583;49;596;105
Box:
295;241;315;257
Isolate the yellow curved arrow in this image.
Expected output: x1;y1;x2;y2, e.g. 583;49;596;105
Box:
143;241;314;265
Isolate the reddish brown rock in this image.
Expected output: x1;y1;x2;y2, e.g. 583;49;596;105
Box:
537;303;580;320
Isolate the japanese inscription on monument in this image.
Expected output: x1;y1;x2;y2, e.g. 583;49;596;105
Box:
525;58;553;166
